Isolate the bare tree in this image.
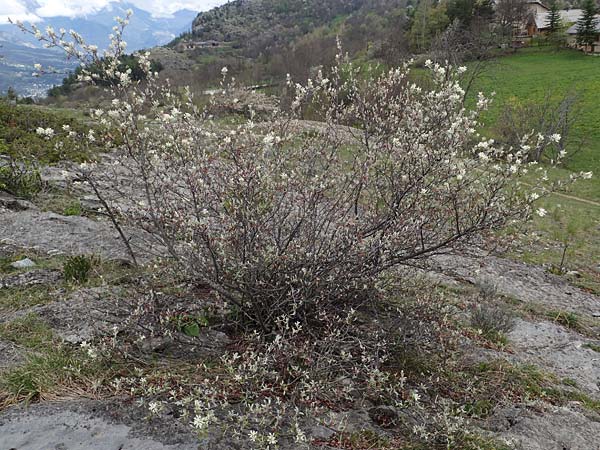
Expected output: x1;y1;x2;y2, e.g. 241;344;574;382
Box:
495;0;529;43
430;19;500;101
494;91;585;163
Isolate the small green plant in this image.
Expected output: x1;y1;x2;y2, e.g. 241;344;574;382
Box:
470;304;515;345
464;399;494;418
63;201;82;216
172;313;211;337
63;255;93;283
583;343;600;352
546;310;581;331
0;157;43;199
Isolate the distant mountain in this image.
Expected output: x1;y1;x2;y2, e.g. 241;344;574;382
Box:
0;2;197;96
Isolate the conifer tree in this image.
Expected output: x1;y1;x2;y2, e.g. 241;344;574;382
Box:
545;1;562;33
546;1;565;48
576;0;599;51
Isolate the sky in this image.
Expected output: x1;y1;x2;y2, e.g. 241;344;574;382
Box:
0;0;229;23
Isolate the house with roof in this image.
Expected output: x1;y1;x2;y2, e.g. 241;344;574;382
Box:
528;8;583;35
566;19;600;53
522;3;600;53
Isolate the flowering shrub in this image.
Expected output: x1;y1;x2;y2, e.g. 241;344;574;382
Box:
13;16;591;333
14;15;595;448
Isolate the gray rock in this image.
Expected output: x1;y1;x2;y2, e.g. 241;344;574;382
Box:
32;287;118;344
0;400;198;450
490;403;600;450
0;210;148;262
0;192;35;212
507;319;600;397
325;409;376;434
138;330;232;360
308;424;336;441
0;269;62;289
10;258;36;269
433;254;600;317
0;339;25;369
80;194;103;211
40;166;79;190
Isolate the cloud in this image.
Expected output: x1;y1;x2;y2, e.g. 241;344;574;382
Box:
0;0;41;23
128;0;228;17
1;0;227;23
34;0;113;18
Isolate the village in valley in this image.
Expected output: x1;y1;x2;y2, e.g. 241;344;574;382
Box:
522;0;600;51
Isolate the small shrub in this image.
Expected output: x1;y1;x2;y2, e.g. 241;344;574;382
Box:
494;91;584;163
18;20;589;334
475;278;499;302
172;313;211;337
63;255;93;283
547;310;581;331
0;157;43;199
583;343;600;353
63;201;82;216
470;304;515;344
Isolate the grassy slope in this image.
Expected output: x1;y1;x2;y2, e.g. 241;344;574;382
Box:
473;46;600;201
471;47;599;292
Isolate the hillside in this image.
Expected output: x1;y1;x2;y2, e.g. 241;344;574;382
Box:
168;0;408;85
0;41;75;97
1;2;599;449
190;0;368;55
469;46;600;294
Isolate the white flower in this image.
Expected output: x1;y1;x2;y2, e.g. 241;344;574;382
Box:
33;63;42;71
582;171;593;179
536;208;548;217
263;133;276;146
148;401;163;415
478;152;489;162
36;127;55;138
266;433;277;446
221;67;228;75
248;430;258;442
411;391;421;402
80;341;98;358
550;133;561;143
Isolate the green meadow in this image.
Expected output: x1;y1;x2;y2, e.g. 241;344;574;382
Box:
472;47;599;292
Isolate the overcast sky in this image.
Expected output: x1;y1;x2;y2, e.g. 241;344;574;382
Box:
1;0;229;23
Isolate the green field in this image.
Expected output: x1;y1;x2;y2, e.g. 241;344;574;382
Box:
473;46;600;201
472;47;599;292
